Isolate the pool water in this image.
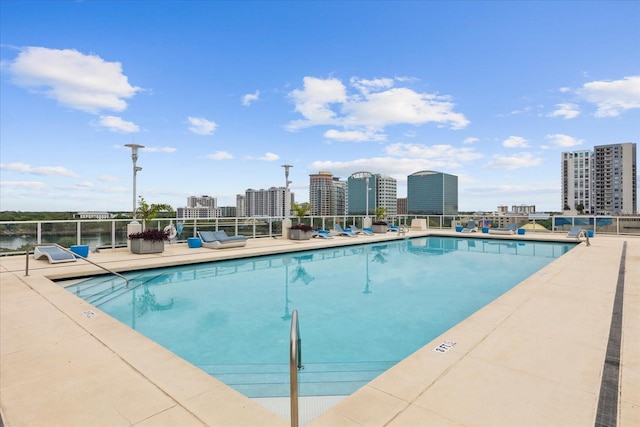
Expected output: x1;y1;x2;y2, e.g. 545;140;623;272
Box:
66;237;575;398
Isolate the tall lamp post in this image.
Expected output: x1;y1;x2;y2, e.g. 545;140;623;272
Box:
281;164;293;238
125;144;145;221
363;172;373;228
125;144;144;248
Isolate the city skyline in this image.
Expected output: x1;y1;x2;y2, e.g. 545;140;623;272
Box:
1;1;639;212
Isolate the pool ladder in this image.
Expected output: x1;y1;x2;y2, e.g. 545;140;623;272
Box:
290;310;303;427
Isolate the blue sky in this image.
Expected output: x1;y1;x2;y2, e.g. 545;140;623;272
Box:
1;1;639;213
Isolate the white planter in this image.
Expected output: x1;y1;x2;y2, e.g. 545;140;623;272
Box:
288;229;313;240
130;239;165;254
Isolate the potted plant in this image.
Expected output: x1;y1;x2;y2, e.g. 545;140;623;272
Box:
288;202;314;240
129;197;174;253
371;207;388;233
128;228;170;254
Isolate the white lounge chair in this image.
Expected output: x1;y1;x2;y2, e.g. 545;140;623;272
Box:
488;223;517;235
349;225;373;235
33;246;77;264
198;230;247;249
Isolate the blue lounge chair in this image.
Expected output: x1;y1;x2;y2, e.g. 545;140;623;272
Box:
331;224;358;237
567;226;586;239
349;225;373;235
33;246;77;264
312;230;334;239
198;230;247;249
461;220;478;233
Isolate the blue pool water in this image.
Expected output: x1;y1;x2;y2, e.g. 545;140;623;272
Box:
66;237;575;398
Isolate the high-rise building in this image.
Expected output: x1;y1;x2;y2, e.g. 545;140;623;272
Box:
236;194;246;217
347;172;397;216
178;195;221;218
245;187;294;217
308;171;347;216
407;170;458;215
561;150;593;213
561;143;636;214
187;195;217;208
594;142;637;215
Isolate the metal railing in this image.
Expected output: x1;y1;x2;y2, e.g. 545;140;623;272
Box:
290;309;303;427
25;243;129;287
2;214;639;256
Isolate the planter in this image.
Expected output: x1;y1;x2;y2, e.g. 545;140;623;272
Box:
70;244;89;258
371;224;388;234
130;239;165;254
288;229;313;240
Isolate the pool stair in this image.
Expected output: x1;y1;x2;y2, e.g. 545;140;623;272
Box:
65;273;169;307
198;360;397;398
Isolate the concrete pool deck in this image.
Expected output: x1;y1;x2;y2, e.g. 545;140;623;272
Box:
1;230;638;426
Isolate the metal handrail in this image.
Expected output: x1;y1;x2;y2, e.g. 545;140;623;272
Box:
25;243;130;287
290;310;302;427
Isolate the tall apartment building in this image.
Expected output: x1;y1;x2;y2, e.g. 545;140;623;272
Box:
177;195;221;218
561;143;636;214
347;172;397;216
308;171;346;216
594;143;637;215
236;194;246;217
407;170;458;215
561;150;593;213
187;195;217;208
245;187;294;217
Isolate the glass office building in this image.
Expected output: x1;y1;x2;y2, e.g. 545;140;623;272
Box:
407;170;458;215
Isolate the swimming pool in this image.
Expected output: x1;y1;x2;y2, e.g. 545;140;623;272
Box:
65;236;576;398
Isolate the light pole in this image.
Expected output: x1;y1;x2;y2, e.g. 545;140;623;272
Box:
365;175;370;218
125;144;144;221
281;164;293;220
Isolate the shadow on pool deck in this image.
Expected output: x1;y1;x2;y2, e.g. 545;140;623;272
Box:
1;231;638;426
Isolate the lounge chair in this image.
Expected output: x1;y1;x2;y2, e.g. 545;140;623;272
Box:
312;230;334;239
567;226;587;239
330;224;358;237
198;230;247;249
461;220;478;233
349;225;373;235
33;246;77;263
488;223;518;235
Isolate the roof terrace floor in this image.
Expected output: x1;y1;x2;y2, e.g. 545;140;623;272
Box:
1;230;638;426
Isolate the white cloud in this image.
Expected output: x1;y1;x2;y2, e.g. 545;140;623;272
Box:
463;137;479;144
578;75;640;117
257;152;279;161
7;46;141;114
385;143;483;164
0;180;48;190
242;90;260;106
143;146;177;153
287;76;347;129
97;115;140;133
187;116;218;135
286;76;469;138
207;151;233;160
0;162;79;178
324;129;386;142
545;133;583;148
349;77;394;94
547;103;580;119
484;152;542;170
502;136;529;148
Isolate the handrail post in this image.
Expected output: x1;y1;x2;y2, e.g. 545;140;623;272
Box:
290;310;301;427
